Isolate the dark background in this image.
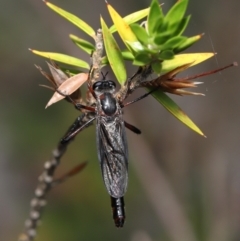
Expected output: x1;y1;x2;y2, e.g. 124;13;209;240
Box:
1;0;240;241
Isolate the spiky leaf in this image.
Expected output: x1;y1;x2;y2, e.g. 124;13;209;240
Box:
133;53;152;66
69;34;95;54
44;1;95;37
151;61;162;74
110;7;150;33
101;17;127;85
101;50;134;66
161;53;215;74
147;0;164;36
161;36;188;51
150;89;205;136
174;34;203;53
159;50;174;60
30;49;90;69
130;24;149;44
164;0;189;29
107;2;143;52
172;15;191;36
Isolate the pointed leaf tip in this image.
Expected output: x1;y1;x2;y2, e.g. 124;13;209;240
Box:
30;49;90;69
44;1;95;37
101;17;126;85
107;3;142;52
150;90;206;137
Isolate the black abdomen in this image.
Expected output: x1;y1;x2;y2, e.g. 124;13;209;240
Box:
111;196;125;227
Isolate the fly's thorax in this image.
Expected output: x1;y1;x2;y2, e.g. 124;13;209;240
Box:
99;92;117;116
93;80;121;117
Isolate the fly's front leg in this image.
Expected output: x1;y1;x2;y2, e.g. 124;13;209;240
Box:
61;113;95;144
61;114;85;144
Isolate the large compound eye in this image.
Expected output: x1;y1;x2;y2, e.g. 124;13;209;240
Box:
93;80;116;92
93;81;103;91
107;81;116;90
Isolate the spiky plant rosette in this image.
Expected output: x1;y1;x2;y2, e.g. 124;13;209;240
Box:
31;0;235;137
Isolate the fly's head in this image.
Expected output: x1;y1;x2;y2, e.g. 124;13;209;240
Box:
93;80;116;97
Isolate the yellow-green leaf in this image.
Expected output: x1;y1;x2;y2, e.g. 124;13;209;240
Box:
30;49;90;69
147;0;164;36
101;17;127;85
174;34;202;53
121;50;135;60
44;1;95;37
164;0;189;28
101;50;134;66
110;7;150;33
130;23;149;44
107;2;143;52
150;90;205;136
151;61;162;74
161;52;215;74
69;34;95;54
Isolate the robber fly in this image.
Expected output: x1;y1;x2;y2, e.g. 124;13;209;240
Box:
60;79;129;227
93;80;128;227
58;71;155;227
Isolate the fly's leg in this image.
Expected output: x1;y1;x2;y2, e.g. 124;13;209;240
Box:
124;121;141;134
55;88;95;112
61;114;84;143
67;114;85;133
123;87;158;108
61;114;96;144
121;88;159;135
55;88;96;144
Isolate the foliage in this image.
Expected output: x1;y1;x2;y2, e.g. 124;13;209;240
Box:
31;0;218;136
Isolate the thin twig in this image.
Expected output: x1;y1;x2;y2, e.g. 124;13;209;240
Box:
17;112;93;241
86;29;104;106
18;29;105;241
18;141;70;241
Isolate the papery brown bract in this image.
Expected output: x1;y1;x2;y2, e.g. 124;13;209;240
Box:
46;72;88;108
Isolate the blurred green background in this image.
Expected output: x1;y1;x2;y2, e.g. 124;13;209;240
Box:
1;0;240;240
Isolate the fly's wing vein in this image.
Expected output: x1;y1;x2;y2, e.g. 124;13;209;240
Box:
96;118;128;198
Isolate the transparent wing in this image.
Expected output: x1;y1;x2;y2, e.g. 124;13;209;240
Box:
96;116;128;198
